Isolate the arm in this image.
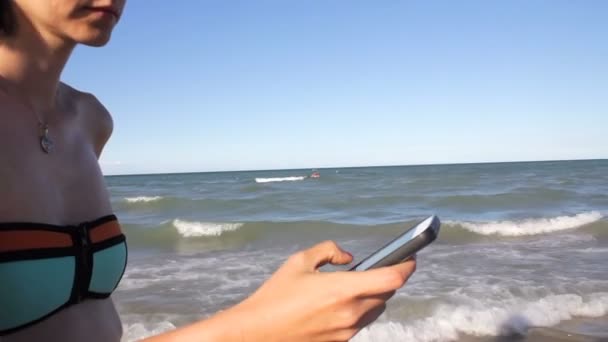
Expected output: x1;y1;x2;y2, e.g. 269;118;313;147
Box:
142;241;416;342
84;92;114;159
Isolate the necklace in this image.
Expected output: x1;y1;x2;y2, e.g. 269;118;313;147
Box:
37;121;54;154
23;91;54;154
0;75;55;154
21;98;54;154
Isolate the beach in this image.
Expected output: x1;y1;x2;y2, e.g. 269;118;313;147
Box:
108;160;608;341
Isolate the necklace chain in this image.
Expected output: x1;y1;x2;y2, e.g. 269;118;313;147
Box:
0;74;55;153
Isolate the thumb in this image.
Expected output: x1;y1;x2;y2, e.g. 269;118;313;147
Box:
299;240;353;271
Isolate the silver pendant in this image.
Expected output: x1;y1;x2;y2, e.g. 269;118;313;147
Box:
40;126;54;153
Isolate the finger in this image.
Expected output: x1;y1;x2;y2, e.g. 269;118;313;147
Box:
327;296;391;342
296;240;353;271
387;257;417;279
373;290;396;302
404;253;417;262
356;303;386;329
355;291;395;313
337;258;416;296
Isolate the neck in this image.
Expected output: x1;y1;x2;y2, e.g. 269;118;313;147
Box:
0;17;75;111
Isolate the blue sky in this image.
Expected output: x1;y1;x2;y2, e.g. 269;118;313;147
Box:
62;1;608;175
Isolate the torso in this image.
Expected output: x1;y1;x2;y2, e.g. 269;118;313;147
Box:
0;82;123;341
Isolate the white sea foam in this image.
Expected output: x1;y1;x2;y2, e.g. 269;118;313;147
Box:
451;211;602;237
119;292;608;342
172;219;243;237
118;249;277;293
122;321;176;342
125;196;163;203
255;176;306;183
353;292;608;342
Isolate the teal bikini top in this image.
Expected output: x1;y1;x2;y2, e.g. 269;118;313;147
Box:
0;215;127;335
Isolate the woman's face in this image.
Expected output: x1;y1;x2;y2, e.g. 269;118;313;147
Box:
13;0;126;46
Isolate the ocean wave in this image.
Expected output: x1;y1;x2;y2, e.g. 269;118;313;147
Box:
431;187;577;210
122;214;607;251
123;321;176;342
255;176;306;183
448;211;603;237
125;196;163;203
353;292;608;342
119;292;608;342
172;219;244;237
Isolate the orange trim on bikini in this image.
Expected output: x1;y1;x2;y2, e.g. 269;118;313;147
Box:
0;230;72;253
0;220;123;253
90;221;122;243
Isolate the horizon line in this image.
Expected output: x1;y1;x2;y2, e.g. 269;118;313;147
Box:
103;157;607;177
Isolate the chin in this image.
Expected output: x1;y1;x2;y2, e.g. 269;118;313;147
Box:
67;15;119;46
79;34;112;47
74;29;114;47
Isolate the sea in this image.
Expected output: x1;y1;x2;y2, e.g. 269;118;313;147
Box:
108;159;608;342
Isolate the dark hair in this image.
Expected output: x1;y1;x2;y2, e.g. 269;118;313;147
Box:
0;0;16;37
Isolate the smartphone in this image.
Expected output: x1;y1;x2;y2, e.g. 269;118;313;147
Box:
349;215;441;271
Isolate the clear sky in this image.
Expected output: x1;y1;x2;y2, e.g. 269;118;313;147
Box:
61;1;608;175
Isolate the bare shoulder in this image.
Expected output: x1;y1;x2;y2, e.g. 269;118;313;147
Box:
60;83;114;157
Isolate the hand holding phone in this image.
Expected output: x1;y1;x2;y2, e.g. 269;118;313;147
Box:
350;215;440;271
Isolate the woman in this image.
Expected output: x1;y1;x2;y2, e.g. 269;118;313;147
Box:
0;1;416;341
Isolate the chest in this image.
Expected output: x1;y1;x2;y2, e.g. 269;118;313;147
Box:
0;105;111;224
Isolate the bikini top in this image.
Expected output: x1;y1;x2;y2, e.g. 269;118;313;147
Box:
0;215;127;335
